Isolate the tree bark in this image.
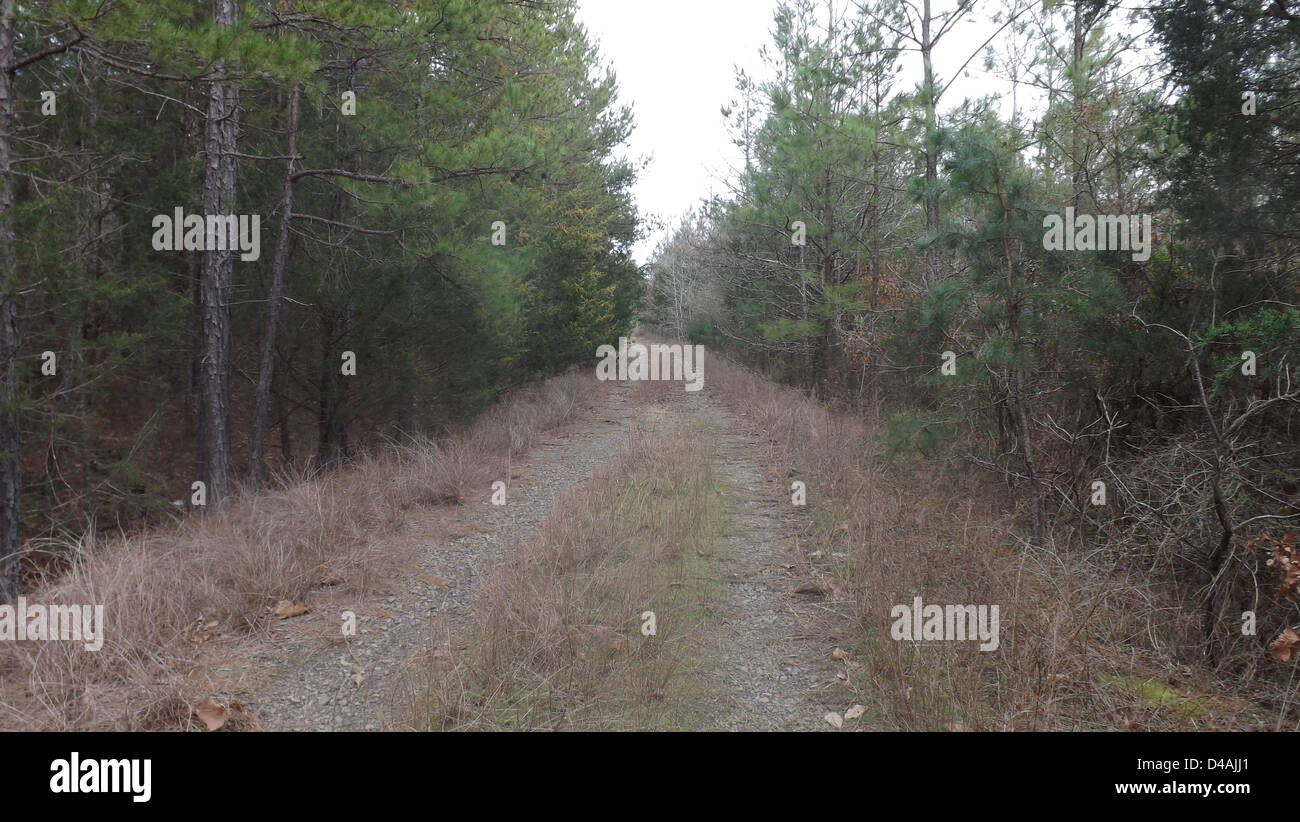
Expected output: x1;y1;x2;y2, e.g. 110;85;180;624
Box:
0;0;21;603
1070;0;1090;211
249;84;300;487
316;298;353;468
198;0;240;508
921;0;940;288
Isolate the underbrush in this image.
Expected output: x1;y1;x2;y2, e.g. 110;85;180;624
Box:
705;349;1292;730
0;369;598;731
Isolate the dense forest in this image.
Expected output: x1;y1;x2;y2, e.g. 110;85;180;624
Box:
2;0;1299;738
0;0;642;599
648;0;1299;668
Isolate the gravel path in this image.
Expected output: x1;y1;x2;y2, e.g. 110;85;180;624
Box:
232;370;847;731
240;384;637;731
694;395;842;731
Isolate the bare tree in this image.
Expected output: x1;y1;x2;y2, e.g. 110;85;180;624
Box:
249;84;300;487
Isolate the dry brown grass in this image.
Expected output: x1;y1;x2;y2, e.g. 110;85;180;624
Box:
702;348;1284;731
0;368;598;731
395;391;725;731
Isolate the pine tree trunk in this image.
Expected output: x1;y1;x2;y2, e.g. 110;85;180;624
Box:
0;0;21;603
316;303;352;468
921;0;940;288
249;84;300;487
1070;0;1088;210
198;0;240;508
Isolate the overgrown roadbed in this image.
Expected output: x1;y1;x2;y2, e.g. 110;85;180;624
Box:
221;384;638;730
212;373;849;731
703;397;842;731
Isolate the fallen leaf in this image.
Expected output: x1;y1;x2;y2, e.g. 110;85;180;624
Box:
273;600;311;619
195;699;229;732
1257;533;1300;601
1271;627;1300;662
824;711;843;729
831;647;849;660
845;704;866;720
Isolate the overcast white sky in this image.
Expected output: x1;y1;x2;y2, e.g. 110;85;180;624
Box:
573;1;1090;265
575;0;782;264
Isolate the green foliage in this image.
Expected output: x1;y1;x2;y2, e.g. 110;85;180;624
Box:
1197;309;1300;398
686;317;723;347
8;0;641;539
651;0;1297;569
880;408;958;460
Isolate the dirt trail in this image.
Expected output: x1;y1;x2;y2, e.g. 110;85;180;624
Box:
233;384;637;731
695;394;839;731
224;371;840;731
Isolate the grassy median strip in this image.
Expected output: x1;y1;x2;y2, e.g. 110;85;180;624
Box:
397;409;726;731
